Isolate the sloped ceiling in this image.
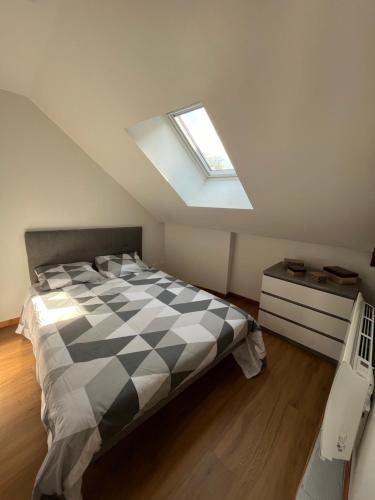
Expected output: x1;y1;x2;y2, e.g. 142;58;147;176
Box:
0;0;61;95
1;0;374;251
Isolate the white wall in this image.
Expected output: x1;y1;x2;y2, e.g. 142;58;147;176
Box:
0;90;164;322
164;223;375;303
230;233;375;303
164;224;232;294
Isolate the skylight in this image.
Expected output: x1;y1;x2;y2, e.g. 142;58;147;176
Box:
168;104;237;177
127;109;253;209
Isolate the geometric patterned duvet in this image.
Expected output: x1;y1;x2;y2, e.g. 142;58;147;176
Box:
16;269;265;500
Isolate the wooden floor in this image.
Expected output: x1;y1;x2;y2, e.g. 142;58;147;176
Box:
0;296;335;500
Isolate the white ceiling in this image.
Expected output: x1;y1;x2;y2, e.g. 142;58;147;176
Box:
1;0;375;251
0;0;61;95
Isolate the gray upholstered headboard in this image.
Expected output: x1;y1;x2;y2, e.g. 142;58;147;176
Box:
25;226;143;284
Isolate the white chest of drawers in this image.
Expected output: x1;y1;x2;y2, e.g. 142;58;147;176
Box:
258;262;359;361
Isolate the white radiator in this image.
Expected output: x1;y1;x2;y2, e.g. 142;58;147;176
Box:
320;293;374;461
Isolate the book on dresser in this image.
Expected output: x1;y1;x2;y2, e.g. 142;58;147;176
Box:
323;265;359;285
258;262;360;361
287;264;307;277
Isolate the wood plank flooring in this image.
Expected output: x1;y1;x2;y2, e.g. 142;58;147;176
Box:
0;296;335;500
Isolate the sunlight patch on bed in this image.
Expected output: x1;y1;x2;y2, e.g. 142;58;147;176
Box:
32;295;82;326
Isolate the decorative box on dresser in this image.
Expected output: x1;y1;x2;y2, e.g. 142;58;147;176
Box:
258;262;359;361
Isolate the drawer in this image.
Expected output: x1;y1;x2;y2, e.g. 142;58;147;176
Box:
261;275;354;320
258;310;343;360
259;292;348;341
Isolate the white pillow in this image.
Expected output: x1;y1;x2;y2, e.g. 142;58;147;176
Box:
35;262;104;291
95;252;148;279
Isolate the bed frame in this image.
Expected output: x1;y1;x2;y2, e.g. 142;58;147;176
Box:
23;226;256;462
25;226;142;284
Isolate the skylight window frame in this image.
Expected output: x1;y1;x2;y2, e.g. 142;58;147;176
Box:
167;103;237;178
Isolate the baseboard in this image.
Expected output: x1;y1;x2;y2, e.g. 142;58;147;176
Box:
226;292;260;306
0;317;19;330
193;285;228;299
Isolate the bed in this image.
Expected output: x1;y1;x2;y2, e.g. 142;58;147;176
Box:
17;227;266;500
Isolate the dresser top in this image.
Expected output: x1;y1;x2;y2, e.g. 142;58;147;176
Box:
264;262;360;300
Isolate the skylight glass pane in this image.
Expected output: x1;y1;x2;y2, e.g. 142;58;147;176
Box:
174;106;235;173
